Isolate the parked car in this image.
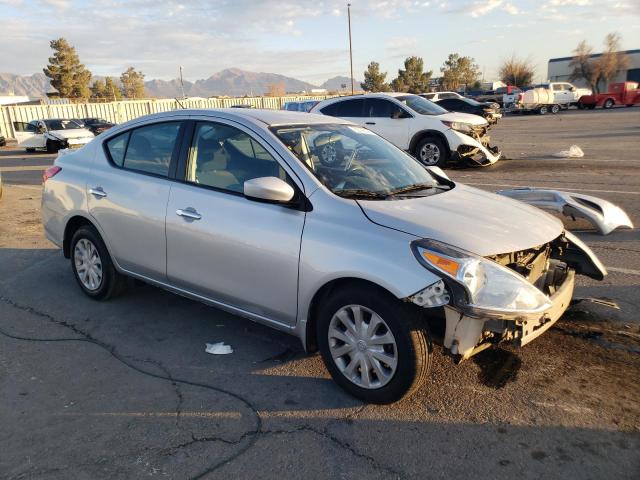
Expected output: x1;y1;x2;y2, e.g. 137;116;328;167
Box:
0;134;6;147
41;108;606;403
475;86;522;107
578;82;640;109
434;97;502;124
420;91;464;102
282;101;319;112
13;119;94;153
533;82;591;108
79;118;116;135
310;93;501;167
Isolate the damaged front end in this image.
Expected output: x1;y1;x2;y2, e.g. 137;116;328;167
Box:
408;231;606;362
446;123;502;166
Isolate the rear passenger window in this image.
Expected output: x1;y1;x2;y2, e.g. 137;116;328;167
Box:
123;122;181;177
105;132;129;167
321;99;365;117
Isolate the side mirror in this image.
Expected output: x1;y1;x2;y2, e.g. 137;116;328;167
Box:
244;177;295;203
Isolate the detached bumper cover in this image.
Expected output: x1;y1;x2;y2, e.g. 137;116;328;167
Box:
497;188;634;235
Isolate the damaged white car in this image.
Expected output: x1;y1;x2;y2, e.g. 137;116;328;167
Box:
41;110;603;404
311;93;501;167
13;119;94;153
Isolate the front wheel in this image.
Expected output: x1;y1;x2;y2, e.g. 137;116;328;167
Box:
70;225;126;300
414;136;449;167
603;99;614;109
317;285;432;404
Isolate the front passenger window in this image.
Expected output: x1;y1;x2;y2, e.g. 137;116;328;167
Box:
186;122;287;194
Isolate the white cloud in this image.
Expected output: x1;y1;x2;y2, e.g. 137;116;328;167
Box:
467;0;520;17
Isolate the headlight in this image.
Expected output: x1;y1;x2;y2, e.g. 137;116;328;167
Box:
441;120;473;134
413;239;552;315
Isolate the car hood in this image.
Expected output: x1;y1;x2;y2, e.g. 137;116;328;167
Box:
437;112;487;126
48;128;94;140
357;184;564;256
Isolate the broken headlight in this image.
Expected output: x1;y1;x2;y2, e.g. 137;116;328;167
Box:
441;120;474;134
412;239;552;315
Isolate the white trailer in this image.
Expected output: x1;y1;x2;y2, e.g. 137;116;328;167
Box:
510;88;562;115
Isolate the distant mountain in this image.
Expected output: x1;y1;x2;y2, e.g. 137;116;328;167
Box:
0;73;51;97
321;76;362;91
0;69;349;99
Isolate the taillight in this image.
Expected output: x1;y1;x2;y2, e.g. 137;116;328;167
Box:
43;166;62;183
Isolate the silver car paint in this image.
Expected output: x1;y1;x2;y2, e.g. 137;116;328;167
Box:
358;184;564;256
497;188;634;236
42;109;568;351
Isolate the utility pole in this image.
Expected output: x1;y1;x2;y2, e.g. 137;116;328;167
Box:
347;3;354;95
179;66;186;99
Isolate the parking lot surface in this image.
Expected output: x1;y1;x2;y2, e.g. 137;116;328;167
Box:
1;108;639;479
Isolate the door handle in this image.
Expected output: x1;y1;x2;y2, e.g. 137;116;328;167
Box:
176;208;202;220
89;187;107;198
365;122;376;125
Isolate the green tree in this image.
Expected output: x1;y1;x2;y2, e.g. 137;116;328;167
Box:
440;54;480;91
498;54;535;86
361;62;391;92
42;38;92;100
104;77;122;101
391;56;432;93
120;67;146;99
91;79;107;99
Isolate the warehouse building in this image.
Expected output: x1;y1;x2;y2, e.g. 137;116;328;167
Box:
548;49;640;90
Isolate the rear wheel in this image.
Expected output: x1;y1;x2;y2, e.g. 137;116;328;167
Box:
550;104;560;114
70;225;126;300
603;99;614;109
414;136;448;167
538;105;548;115
317;285;432;404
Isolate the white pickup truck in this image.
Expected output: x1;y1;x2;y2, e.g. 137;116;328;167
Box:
532;82;592;108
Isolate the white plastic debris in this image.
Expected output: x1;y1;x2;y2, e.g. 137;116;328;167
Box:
205;342;233;355
552;145;584;158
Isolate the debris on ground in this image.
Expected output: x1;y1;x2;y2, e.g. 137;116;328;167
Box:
205;342;233;355
552;145;584;158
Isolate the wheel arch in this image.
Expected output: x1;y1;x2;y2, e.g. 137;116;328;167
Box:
408;129;450;155
303;277;402;353
62;215;98;258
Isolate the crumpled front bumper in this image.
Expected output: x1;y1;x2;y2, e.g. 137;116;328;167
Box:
442;269;575;361
445;129;501;166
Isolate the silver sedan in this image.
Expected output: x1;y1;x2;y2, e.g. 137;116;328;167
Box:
41;109;606;403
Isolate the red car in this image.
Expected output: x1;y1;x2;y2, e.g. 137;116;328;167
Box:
578;82;640;109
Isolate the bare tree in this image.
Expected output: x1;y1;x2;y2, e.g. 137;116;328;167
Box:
569;40;597;92
595;33;630;92
266;82;286;96
498;55;535;87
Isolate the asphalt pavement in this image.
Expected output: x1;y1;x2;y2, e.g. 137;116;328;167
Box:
0;108;639;479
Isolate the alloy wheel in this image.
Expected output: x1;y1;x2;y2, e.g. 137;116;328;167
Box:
328;304;398;389
419;143;440;166
74;238;103;291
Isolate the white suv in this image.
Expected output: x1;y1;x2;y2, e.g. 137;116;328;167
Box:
311;93;501;167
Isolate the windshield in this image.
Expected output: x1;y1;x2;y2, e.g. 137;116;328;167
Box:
271;124;446;199
396;95;448;115
44;119;83;130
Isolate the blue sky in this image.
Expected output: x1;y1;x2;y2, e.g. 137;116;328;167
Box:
1;0;639;85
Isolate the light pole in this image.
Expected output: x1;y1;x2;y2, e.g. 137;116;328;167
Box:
347;3;354;95
179;66;186;99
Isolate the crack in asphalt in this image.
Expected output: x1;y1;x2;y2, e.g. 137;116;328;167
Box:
0;296;406;479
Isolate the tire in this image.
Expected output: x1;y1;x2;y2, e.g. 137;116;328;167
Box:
577;102;585;110
414;136;449;167
550;104;560;114
603;99;614;109
316;284;432;404
46;139;59;153
626;104;634;108
538;106;548;115
26;148;35;153
588;104;596;110
70;225;126;300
